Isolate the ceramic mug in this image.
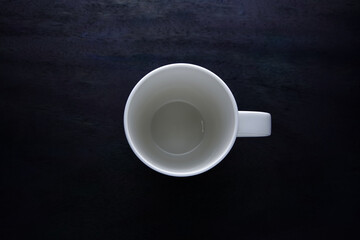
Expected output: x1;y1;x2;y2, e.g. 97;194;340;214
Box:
124;63;271;177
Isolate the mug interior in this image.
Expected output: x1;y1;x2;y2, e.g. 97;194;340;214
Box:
124;64;237;176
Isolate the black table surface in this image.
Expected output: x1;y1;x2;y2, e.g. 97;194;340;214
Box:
1;1;359;239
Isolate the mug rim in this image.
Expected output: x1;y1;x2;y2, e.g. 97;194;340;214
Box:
124;63;238;177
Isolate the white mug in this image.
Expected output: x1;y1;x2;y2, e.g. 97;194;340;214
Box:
124;63;271;177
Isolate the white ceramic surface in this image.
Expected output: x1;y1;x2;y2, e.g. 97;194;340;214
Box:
124;63;271;177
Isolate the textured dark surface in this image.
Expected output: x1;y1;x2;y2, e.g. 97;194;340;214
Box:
1;0;359;239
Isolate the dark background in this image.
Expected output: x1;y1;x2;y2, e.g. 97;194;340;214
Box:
1;0;359;239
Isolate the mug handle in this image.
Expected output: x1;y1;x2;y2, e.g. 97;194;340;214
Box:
237;111;271;137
